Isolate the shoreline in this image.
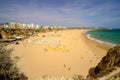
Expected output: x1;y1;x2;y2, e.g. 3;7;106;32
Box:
87;34;116;46
8;29;112;80
85;29;117;47
83;29;112;57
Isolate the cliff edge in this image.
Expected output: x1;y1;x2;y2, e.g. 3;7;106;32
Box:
94;46;120;77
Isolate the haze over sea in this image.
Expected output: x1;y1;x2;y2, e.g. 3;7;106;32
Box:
86;29;120;46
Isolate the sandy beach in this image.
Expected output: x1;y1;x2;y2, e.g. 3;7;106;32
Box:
8;29;111;80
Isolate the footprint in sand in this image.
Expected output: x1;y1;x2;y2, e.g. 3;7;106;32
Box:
68;67;71;71
81;57;83;59
90;60;92;62
64;64;67;68
44;48;48;51
96;57;99;59
64;64;71;71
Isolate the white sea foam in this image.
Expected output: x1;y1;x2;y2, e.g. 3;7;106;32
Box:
87;34;116;47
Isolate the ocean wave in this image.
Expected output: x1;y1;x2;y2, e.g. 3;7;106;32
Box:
86;34;116;47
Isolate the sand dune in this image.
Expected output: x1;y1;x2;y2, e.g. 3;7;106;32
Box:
9;29;110;80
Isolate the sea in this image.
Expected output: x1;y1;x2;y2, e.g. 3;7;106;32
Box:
86;29;120;46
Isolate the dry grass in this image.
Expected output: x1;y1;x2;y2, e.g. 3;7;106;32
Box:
0;45;28;80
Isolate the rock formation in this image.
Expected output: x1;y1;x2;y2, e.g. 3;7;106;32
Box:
94;46;120;77
0;31;8;39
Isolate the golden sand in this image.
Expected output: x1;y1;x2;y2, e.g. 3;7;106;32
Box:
9;29;111;80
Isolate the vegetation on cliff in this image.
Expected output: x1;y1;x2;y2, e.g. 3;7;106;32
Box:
0;27;66;41
0;45;28;80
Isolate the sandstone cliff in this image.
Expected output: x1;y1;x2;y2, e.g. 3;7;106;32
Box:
94;46;120;77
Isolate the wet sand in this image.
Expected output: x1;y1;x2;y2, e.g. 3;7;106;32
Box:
8;29;111;80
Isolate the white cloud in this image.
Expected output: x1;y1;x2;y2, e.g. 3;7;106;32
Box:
0;0;120;28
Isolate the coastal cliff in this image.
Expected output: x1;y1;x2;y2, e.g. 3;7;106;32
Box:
94;46;120;77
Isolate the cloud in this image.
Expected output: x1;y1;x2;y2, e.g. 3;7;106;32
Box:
0;0;120;28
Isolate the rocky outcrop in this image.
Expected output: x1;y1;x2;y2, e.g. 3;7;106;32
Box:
0;31;8;39
94;46;120;77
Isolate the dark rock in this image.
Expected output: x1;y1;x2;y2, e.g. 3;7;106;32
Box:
94;46;120;77
16;42;19;45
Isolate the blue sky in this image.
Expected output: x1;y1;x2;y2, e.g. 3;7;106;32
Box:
0;0;120;28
